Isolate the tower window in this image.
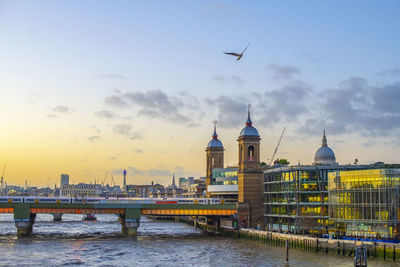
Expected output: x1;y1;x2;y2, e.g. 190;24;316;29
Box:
248;146;255;161
212;158;215;167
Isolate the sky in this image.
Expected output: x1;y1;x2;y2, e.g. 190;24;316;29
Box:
1;0;400;187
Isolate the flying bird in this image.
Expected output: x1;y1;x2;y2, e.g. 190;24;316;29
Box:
223;43;250;61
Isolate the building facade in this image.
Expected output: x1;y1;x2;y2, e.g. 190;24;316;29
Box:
263;130;400;239
328;167;400;239
60;183;102;197
263;165;373;234
60;174;69;186
207;167;238;200
181;182;206;198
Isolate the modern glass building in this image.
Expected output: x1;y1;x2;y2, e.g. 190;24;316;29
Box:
207;167;238;200
263;165;377;235
328;167;400;239
264;166;333;234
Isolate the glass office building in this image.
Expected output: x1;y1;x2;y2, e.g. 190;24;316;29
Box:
328;168;400;239
264;166;333;234
263;165;377;235
207;167;238;200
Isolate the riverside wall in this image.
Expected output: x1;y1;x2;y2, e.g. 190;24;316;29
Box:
147;216;400;262
235;229;400;262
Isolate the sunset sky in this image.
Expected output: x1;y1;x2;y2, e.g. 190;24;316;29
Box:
1;1;400;187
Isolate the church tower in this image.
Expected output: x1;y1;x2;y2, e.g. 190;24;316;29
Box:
205;121;224;198
237;105;264;228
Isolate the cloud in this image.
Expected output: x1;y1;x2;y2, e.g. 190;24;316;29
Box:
377;68;400;76
205;96;248;128
97;73;126;80
46;114;57;119
28;93;42;104
257;82;311;126
53;105;74;113
87;136;101;142
231;75;244;85
266;64;302;80
148;169;172;177
205;82;311;128
95;110;118;119
90;126;101;133
297;77;400;137
134;149;143;154
104;95;129;108
213;75;244;86
362;140;377;147
124;89;191;124
186;122;201;128
113;123;143;140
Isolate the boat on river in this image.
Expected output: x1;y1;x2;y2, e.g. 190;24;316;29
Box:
82;214;97;222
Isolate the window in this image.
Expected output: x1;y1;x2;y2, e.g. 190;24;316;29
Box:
248;146;255;161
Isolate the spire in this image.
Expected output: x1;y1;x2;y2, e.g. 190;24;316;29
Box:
322;130;327;147
172;173;176;187
123;169;127;188
212;120;218;139
246;104;252;126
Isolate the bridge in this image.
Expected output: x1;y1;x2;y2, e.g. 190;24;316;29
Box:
0;200;237;237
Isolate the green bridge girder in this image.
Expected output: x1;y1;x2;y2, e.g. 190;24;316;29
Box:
0;203;236;210
1;203;237;221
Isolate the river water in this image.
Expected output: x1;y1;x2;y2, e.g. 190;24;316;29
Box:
0;214;392;266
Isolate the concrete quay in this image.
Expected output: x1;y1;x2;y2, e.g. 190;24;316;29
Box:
171;216;400;263
237;229;400;262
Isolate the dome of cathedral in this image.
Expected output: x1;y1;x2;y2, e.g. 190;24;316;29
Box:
314;130;337;165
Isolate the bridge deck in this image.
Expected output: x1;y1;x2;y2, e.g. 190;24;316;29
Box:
0;203;237;216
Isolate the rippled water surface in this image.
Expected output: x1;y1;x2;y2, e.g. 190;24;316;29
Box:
0;214;392;266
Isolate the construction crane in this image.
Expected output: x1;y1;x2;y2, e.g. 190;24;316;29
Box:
101;173;108;186
1;164;6;193
269;127;286;166
110;175;116;187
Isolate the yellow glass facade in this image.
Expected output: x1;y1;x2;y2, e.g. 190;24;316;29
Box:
264;166;332;234
328;168;400;239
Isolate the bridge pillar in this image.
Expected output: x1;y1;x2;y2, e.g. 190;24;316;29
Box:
120;209;141;236
14;204;35;237
53;213;63;222
125;219;140;236
15;213;36;237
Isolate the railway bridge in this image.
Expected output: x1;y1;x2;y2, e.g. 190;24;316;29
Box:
0;199;236;237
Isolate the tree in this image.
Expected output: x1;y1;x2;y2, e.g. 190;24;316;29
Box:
274;159;290;165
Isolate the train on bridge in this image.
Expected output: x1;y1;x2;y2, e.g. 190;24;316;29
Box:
0;197;236;205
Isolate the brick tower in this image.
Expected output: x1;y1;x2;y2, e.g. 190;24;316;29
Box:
205;121;224;198
237;105;264;228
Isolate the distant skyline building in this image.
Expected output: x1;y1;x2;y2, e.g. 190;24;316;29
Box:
60;183;101;197
171;173;176;188
123;169;127;191
60;174;69;186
